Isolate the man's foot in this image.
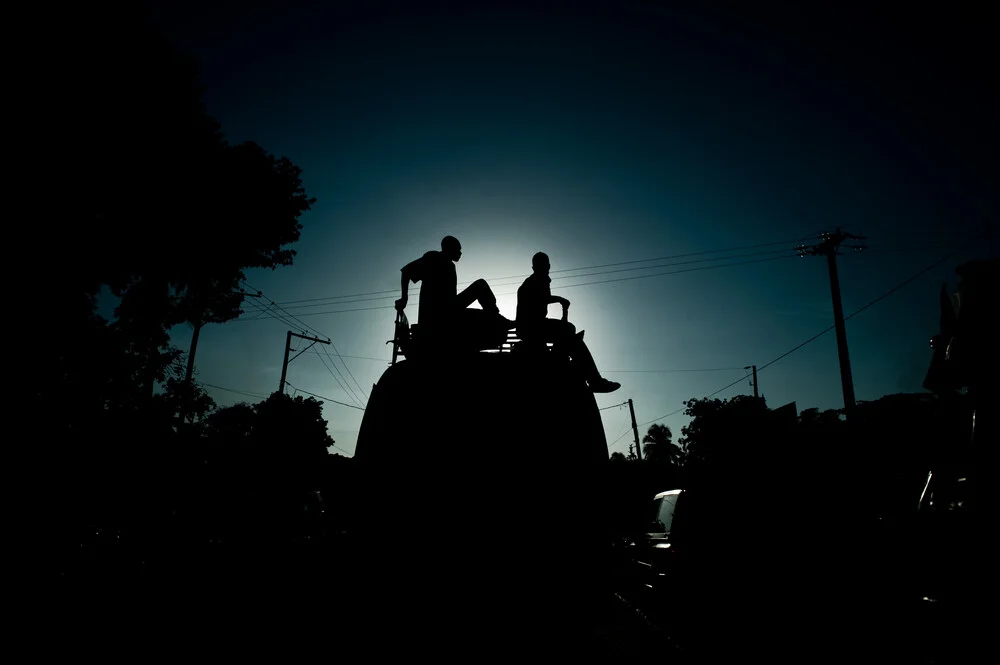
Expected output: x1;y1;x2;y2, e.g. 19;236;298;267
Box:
576;330;585;341
589;377;621;393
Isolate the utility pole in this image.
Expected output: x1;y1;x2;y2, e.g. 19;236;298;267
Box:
745;365;759;398
278;330;331;394
797;229;866;418
628;398;642;461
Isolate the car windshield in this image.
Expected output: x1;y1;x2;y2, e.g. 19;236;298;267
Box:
651;494;679;532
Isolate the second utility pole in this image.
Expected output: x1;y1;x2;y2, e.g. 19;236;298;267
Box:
745;365;759;398
628;398;642;460
278;330;331;394
797;229;866;418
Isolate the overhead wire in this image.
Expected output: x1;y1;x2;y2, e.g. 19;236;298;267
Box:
270;237;813;307
609;427;636;450
241;279;328;339
197;381;270;400
554;254;798;290
319;343;369;406
304;351;391;363
491;247;797;288
240;279;369;408
324;340;370;402
263;247;796;313
283;382;366;410
609;420;633;451
241;292;308;330
604;367;747;374
314;347;364;408
244;253;801;318
634;240;978;429
238;295;362;406
330;443;355;457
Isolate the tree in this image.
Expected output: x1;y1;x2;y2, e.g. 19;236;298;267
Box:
252;393;336;468
641;423;680;466
206;393;335;482
176;140;316;384
677;395;770;471
609;451;628;463
36;8;316;414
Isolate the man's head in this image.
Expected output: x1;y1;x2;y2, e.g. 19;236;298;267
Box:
532;252;550;273
441;236;462;262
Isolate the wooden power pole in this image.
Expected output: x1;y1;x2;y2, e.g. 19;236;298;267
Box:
279;330;331;394
797;229;866;417
628;398;642;460
745;364;759;398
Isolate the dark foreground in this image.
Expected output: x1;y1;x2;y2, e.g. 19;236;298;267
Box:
41;528;986;664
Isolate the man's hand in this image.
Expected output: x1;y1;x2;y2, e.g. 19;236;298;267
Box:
395;297;407;312
560;298;569;322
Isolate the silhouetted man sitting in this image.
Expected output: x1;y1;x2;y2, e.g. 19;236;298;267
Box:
396;235;509;350
516;252;620;393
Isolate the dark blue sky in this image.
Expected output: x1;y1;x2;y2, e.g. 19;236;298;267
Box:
142;1;995;454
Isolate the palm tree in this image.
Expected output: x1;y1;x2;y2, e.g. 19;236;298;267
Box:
642;423;680;465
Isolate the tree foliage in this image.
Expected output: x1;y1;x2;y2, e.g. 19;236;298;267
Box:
677;395;770;471
641;423;680;466
31;7;315;424
209;393;335;475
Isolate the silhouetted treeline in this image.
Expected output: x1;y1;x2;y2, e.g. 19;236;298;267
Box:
29;8;321;604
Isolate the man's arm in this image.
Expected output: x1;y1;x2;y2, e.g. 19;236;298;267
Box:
549;295;569;321
396;258;422;311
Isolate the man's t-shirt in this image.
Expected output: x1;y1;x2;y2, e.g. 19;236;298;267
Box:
403;250;457;327
516;272;550;334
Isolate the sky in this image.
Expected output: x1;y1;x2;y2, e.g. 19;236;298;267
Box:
137;1;995;456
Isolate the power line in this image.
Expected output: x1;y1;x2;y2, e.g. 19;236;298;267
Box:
323;340;370;403
758;241;975;373
320;343;369;406
555;254;798;290
241;279;330;340
197;381;270;400
635;242;977;428
257;247;796;314
315;348;364;409
609;427;635;449
330;443;354;457
240;280;368;408
303;351;390;362
283;382;366;410
598;400;629;411
495;247;797;288
548;239;808;275
607;417;634;451
286;248;797;313
603;367;747;373
241;293;308;330
271;237;812;306
635;375;747;429
240;254;800;318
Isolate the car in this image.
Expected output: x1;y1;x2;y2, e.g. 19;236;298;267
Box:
627;489;686;593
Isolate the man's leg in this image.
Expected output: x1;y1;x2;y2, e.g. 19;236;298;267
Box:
538;320;619;392
455;279;499;314
567;333;620;393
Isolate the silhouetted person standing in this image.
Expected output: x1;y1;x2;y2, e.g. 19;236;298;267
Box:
396;236;507;347
516;252;620;393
